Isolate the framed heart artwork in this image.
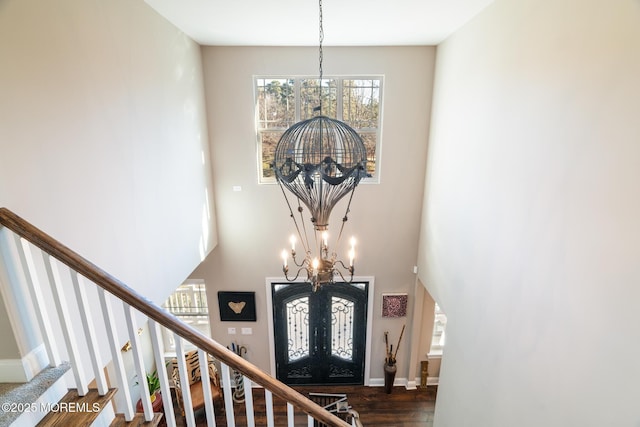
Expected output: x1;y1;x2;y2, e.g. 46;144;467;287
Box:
217;291;257;321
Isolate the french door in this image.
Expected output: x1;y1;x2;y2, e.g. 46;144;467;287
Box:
272;281;368;385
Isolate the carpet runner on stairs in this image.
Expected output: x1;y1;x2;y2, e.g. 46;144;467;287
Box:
0;363;70;427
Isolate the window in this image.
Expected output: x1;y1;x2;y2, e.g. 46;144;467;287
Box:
161;280;210;354
255;76;382;183
430;303;447;355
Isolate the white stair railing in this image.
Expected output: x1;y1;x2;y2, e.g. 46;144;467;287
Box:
0;208;352;427
149;320;177;427
72;271;108;395
43;252;89;396
13;235;62;368
197;348;216;427
98;287;135;421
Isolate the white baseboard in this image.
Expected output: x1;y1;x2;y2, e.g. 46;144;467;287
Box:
21;344;49;381
368;377;408;388
367;376;439;389
405;380;417;390
0;344;48;383
411;376;440;387
10;369;67;427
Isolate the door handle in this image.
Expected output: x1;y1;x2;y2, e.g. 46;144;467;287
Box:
322;327;327;353
314;326;318;353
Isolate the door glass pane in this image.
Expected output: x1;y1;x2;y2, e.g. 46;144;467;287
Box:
331;296;355;360
351;282;366;290
286;296;310;362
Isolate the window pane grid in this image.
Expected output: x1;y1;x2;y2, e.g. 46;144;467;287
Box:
300;79;337;119
256;78;296;129
343;79;380;129
259;131;283;179
256;76;382;182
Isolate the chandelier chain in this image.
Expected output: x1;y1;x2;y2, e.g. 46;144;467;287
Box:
336;185;357;247
297;198;312;253
318;0;324;113
276;178;309;253
274;0;364;291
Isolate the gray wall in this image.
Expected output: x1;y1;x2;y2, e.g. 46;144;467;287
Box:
0;0;216;389
195;46;435;380
0;0;216;306
0;292;20;359
419;0;640;425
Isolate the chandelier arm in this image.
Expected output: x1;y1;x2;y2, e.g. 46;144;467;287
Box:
333;263;355;284
283;266;307;282
333;259;353;271
290;250;310;268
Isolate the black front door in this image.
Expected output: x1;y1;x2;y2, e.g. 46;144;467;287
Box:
272;281;368;385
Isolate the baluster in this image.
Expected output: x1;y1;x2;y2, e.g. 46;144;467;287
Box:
350;410;362;427
308;414;315;427
149;320;177;427
124;302;152;422
70;271;108;395
11;235;61;367
197;348;216;427
42;252;88;396
174;334;196;427
287;402;295;427
98;288;134;421
220;362;236;427
264;389;275;427
243;376;255;427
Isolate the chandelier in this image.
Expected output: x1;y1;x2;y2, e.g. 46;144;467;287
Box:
273;0;367;292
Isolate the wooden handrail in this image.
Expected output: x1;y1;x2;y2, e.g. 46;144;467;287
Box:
0;208;351;427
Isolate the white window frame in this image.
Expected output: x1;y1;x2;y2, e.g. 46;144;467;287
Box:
255;75;384;185
429;303;447;356
161;280;210;356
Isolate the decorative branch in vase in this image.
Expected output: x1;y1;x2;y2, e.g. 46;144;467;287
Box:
383;325;405;394
384;324;405;366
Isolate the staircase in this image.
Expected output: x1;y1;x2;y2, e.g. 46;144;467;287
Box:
37;388;118;426
0;208;352;427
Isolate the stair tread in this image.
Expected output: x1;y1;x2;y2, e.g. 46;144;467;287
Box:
110;413;164;427
37;388;116;426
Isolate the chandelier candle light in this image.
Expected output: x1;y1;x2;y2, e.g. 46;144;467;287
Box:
274;0;367;292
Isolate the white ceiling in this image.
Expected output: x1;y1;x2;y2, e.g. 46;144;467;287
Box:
145;0;495;46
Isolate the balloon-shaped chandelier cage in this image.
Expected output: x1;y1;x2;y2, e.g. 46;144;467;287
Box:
273;0;367;291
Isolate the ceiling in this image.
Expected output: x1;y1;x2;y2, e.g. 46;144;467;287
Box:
145;0;495;46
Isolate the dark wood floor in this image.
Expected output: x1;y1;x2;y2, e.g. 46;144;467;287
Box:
170;384;437;427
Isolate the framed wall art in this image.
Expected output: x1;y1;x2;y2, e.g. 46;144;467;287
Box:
382;293;408;318
217;291;257;321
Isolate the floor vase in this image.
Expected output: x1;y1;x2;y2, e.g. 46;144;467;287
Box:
384;363;397;394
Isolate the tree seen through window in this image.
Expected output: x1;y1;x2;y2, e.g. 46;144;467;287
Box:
256;76;382;181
